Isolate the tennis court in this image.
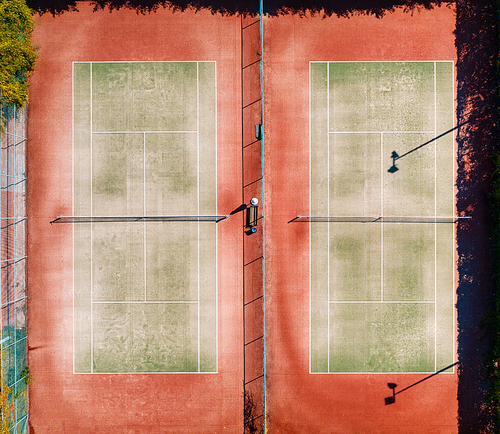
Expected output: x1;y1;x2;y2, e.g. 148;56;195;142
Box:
72;61;217;373
310;61;455;373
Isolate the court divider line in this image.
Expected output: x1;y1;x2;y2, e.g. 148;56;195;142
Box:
259;3;266;427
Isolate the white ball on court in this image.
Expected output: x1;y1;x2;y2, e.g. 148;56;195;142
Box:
250;198;259;206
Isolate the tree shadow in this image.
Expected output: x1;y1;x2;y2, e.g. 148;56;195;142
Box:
264;0;448;17
28;0;449;17
455;0;498;432
244;388;262;433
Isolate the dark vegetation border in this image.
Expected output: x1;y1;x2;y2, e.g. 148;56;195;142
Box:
17;0;500;431
481;1;500;432
455;0;499;432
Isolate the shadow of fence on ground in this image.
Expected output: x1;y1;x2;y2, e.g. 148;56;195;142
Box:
455;0;498;432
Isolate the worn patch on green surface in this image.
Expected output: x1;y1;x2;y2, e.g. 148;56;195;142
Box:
73;62;217;373
310;62;454;373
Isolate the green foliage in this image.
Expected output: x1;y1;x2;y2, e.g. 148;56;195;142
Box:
0;0;36;108
19;366;30;385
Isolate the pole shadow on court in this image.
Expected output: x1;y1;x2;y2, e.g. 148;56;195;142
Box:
388;121;471;173
385;362;459;405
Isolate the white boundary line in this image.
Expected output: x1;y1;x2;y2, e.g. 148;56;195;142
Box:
310;60;453;63
326;62;331;373
310;61;456;375
72;61;218;375
197;61;201;373
381;132;384;303
92;301;199;304
329;131;435;134
143;132;147;302
90;62;94;374
73;61;200;64
434;61;438;372
329;301;435;304
72;62;76;374
92;131;197;134
214;61;219;373
74;371;215;375
308;65;312;374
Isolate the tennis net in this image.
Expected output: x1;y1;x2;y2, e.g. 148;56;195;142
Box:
51;215;229;224
291;216;471;223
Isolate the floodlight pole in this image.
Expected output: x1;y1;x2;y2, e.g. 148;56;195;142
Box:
385;383;397;405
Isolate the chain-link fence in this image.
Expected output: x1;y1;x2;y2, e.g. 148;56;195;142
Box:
0;103;28;434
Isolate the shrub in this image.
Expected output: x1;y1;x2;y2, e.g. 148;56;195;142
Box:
0;0;36;108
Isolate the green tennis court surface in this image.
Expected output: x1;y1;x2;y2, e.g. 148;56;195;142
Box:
310;62;454;373
73;62;217;373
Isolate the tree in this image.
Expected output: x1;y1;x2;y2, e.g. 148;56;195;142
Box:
0;0;36;108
